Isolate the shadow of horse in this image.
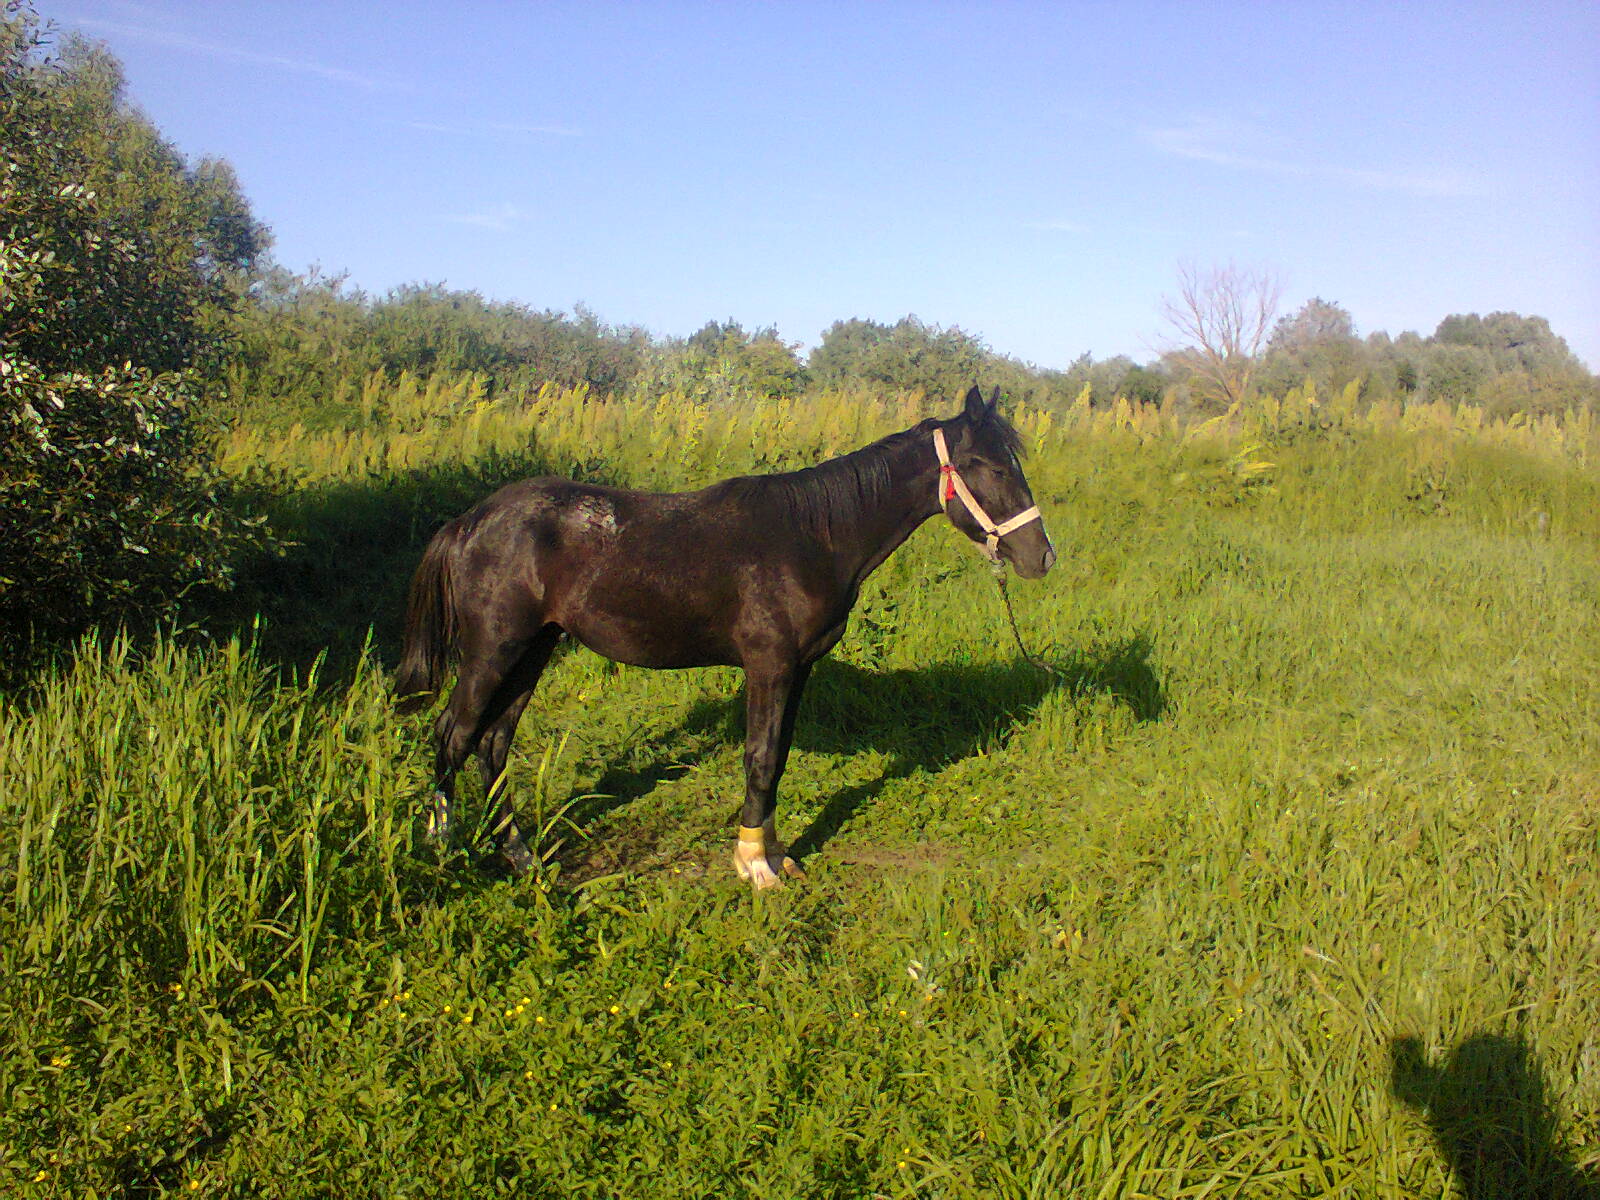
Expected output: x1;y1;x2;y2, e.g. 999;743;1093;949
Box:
1392;1034;1600;1199
558;636;1164;878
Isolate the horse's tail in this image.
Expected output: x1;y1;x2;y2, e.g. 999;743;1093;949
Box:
394;521;461;713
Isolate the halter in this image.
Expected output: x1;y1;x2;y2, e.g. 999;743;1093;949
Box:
932;427;1042;562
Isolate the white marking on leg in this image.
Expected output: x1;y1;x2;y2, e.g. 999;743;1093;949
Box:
733;825;782;890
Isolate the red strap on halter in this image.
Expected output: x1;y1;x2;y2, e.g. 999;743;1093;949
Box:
940;464;957;503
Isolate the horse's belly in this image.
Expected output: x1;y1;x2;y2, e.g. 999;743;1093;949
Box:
568;623;734;670
559;598;738;670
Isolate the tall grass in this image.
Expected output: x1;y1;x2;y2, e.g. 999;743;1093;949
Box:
1;636;424;1002
3;380;1597;1196
218;374;1600;489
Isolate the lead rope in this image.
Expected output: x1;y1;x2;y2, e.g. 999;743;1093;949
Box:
990;560;1065;678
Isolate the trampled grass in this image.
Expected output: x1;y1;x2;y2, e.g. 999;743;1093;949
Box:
2;385;1597;1196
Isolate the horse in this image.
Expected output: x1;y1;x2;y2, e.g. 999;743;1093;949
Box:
394;385;1055;889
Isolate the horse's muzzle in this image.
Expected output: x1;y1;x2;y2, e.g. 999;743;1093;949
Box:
1012;543;1055;579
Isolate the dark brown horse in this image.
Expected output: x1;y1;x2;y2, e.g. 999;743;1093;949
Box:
395;386;1054;888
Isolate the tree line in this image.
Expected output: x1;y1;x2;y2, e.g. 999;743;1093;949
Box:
1157;263;1596;421
3;6;1596;660
234;286;1596;430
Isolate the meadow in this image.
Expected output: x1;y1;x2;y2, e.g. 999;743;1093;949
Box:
2;381;1598;1197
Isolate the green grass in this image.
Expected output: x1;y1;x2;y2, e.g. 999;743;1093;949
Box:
2;393;1598;1197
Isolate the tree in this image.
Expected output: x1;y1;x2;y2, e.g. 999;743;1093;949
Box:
1;7;268;654
1104;359;1169;407
4;31;267;374
1420;343;1494;403
1432;312;1585;377
1158;262;1281;410
1269;297;1356;354
1259;297;1365;399
227;278;655;421
808;316;990;399
650;319;806;403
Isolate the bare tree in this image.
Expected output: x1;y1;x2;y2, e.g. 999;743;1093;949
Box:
1159;261;1282;409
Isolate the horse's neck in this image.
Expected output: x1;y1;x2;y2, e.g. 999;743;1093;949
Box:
835;434;940;589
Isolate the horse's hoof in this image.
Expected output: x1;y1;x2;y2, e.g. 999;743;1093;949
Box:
778;854;806;881
732;850;783;891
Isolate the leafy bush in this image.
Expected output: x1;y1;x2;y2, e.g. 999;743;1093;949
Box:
0;358;261;646
225;274;655;427
0;6;266;657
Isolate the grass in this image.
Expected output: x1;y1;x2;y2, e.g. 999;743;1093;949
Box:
2;385;1597;1196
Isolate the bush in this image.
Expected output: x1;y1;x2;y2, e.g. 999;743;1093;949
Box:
0;6;266;658
0;357;261;648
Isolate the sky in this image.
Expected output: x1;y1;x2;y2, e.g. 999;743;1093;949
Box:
41;0;1600;369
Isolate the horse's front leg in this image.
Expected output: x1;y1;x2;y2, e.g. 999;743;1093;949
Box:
734;662;810;890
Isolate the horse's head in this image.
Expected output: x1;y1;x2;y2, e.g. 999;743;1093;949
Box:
937;386;1056;579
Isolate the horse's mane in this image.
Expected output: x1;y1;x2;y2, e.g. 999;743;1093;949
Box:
721;406;1024;538
718;421;924;537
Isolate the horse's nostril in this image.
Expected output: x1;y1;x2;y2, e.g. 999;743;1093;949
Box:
1043;546;1058;573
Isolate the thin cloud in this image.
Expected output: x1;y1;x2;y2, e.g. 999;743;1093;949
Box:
1143;115;1482;198
68;17;393;90
409;120;583;141
88;1;165;18
443;203;531;232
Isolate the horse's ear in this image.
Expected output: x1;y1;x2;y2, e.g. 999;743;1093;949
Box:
963;385;986;422
988;386;1001;415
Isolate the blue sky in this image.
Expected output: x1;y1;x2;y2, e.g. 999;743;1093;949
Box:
46;1;1600;368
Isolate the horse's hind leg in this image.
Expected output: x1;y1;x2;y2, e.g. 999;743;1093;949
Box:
474;627;563;876
426;702;464;847
428;626;554;849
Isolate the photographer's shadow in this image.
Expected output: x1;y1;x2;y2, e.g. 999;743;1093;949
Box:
1391;1034;1599;1199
